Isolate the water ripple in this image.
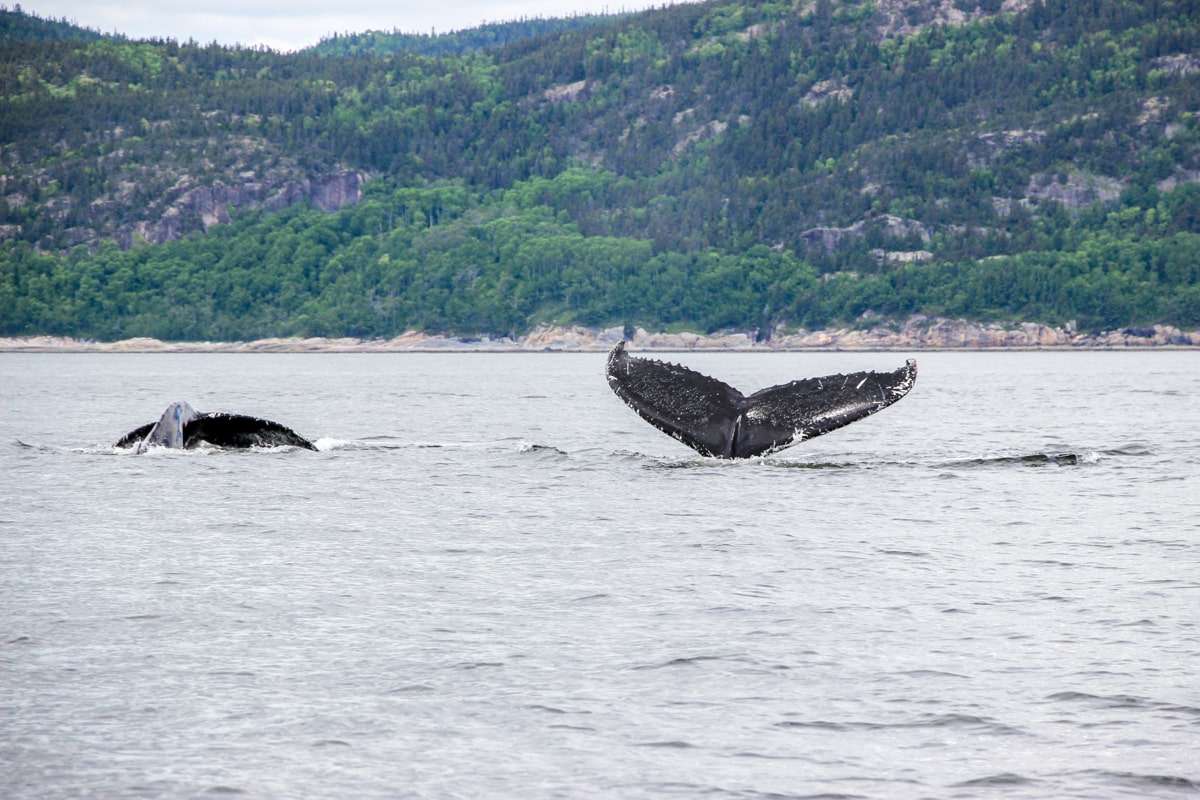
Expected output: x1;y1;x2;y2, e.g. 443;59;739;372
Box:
952;772;1037;787
776;714;1025;736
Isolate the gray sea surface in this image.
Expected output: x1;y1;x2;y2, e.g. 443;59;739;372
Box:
2;350;1199;799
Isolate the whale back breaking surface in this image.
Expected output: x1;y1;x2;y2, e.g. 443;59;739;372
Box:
606;341;917;458
114;401;316;451
184;413;317;450
113;422;155;450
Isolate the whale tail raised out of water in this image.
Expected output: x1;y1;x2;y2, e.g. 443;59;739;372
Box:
606;341;917;459
115;401;316;452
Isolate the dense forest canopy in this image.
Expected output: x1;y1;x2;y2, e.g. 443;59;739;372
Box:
305;14;629;58
0;4;107;45
1;0;1199;341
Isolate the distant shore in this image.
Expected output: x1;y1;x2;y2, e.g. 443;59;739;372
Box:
3;318;1199;353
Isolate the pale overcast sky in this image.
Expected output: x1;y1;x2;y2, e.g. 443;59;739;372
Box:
15;1;691;52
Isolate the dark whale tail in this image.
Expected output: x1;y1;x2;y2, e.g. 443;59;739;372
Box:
605;341;916;458
115;401;317;452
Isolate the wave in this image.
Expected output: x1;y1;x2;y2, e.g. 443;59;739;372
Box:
643;444;1157;470
14;438;1160;475
943;452;1091;468
650;455;884;470
632;653;745;671
951;772;1038;788
775;713;1025;736
16;439;316;455
1046;691;1200;717
1066;770;1200;792
649;451;1087;471
938;445;1154;469
515;441;569;457
309;437;567;455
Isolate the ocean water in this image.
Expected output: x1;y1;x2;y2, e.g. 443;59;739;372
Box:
2;350;1198;799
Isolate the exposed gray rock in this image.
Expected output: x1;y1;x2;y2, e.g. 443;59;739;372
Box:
96;170;367;249
801;214;932;252
1025;171;1122;210
1153;54;1200;75
802;79;852;106
871;249;933;264
872;0;1028;39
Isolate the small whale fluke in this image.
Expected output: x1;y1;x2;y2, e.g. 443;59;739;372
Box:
115;401;317;452
606;341;916;458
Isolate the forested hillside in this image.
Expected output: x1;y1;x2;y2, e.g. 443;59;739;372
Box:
2;0;1199;341
0;6;106;45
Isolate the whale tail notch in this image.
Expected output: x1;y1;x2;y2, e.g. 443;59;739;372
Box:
606;341;916;458
115;401;317;451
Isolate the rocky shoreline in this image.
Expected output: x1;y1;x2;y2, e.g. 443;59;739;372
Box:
2;317;1198;353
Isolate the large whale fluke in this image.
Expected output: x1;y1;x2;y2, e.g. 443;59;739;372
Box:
115;401;317;452
605;341;916;458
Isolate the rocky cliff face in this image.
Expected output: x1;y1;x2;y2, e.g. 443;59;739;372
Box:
871;0;1038;39
117;170;368;248
1024;171;1123;211
800;214;933;253
6;127;370;252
